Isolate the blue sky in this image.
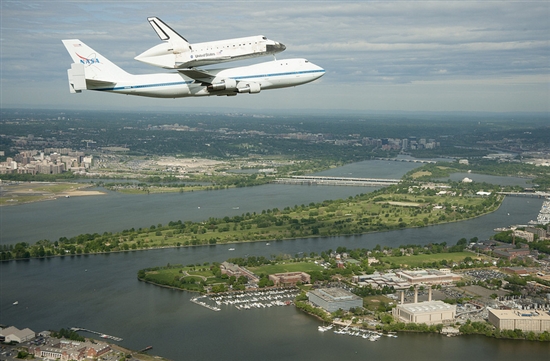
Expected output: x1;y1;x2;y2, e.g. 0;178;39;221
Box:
1;1;549;113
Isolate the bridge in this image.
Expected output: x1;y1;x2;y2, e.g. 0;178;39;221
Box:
273;175;401;187
375;157;436;164
497;192;550;198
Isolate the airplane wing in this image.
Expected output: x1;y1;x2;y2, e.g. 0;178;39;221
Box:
178;68;240;92
178;68;216;84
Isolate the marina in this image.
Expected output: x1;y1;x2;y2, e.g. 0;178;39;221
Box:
329;325;396;342
191;288;300;312
535;199;550;225
190;296;220;312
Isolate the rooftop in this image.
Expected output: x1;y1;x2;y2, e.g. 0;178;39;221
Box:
310;288;362;302
399;300;456;313
489;309;550;320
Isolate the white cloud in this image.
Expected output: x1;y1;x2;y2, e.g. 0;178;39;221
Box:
0;0;548;112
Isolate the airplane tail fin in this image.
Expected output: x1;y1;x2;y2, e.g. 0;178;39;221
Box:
147;17;191;49
62;39;131;92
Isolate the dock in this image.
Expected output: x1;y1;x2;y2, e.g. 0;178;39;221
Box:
70;327;123;341
190;296;221;311
139;346;153;353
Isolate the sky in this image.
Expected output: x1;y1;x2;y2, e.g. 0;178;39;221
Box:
1;0;549;113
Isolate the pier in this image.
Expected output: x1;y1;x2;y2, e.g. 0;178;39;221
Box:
70;327;122;341
190;296;221;312
274;175;400;187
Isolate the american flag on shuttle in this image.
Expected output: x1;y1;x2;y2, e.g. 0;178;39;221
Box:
73;43;82;47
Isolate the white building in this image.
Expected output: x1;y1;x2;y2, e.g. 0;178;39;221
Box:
395;269;461;285
488;309;550;333
392;288;456;325
0;326;35;343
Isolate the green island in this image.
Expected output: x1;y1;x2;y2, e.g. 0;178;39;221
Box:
1;178;507;260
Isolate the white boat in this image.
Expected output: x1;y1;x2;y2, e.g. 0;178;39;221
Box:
13;301;18;305
228;248;235;251
265;242;270;246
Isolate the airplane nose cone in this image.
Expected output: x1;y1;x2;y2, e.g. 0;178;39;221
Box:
267;42;286;53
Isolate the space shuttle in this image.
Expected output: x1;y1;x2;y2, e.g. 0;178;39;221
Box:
134;17;286;69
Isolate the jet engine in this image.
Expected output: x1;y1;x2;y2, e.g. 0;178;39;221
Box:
237;82;261;94
207;79;238;91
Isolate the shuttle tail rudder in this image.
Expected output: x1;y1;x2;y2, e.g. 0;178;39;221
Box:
135;17;192;68
147;17;191;49
62;39;132;91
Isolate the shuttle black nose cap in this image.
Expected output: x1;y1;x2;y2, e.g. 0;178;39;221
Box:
267;42;286;53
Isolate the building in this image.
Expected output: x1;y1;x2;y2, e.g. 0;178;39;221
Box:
307;287;363;312
220;262;260;283
502;267;530;276
31;340;111;361
513;230;534;243
488;309;550;333
526;226;547;239
395;269;461;285
353;272;410;290
493;243;530;260
0;326;35;343
269;272;310;286
392;288;456;325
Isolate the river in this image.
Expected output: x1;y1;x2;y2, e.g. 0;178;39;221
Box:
1;160;548;360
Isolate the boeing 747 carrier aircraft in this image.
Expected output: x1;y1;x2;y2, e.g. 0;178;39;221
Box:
62;39;324;98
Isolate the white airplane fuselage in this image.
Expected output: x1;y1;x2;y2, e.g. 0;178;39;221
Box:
85;59;324;98
135;35;286;69
134;17;286;69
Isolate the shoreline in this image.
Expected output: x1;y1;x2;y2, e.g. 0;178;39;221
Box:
0;183;106;207
0;197;505;261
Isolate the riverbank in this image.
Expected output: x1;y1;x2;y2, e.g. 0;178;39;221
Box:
110;343;172;361
0;182;105;206
0;183;504;259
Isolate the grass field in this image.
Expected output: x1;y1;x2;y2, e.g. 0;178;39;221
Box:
381;252;486;268
363;295;394;311
0;182;99;205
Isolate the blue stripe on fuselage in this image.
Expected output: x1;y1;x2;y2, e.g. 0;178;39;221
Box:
92;69;325;92
232;69;325;80
93;81;192;92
